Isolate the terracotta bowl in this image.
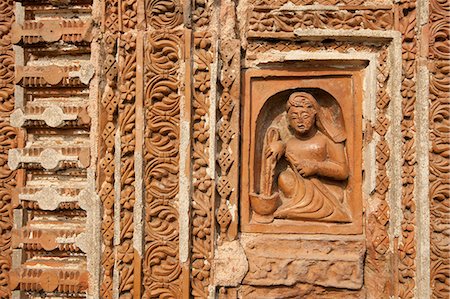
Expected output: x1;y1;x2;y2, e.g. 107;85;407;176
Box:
249;192;280;216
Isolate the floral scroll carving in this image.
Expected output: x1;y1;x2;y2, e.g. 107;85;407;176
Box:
248;10;394;35
191;12;215;299
428;0;450;295
396;0;419;296
143;0;184;291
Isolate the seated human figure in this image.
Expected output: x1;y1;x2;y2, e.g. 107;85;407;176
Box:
253;91;351;223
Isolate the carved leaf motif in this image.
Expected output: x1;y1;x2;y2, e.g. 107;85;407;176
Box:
192;190;211;217
120;211;135;240
193;142;208;168
119;264;134;292
145;202;179;241
194;32;212;49
193;92;208;119
144;242;181;282
146;0;182;29
194;49;213;71
191;279;208;298
192;240;211;260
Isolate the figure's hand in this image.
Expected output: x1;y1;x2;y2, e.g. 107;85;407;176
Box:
296;160;318;177
265;141;284;160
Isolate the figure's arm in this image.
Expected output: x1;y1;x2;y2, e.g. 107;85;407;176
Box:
315;140;349;180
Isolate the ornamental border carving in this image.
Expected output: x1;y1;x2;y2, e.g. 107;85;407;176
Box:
428;0;450;296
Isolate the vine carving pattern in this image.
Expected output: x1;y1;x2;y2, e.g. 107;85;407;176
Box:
143;0;184;293
191;0;215;294
428;0;450;296
118;31;137;298
397;0;418;296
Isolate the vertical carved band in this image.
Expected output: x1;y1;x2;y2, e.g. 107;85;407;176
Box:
191;22;214;299
191;0;215;296
143;0;184;293
0;0;15;297
397;0;418;296
118;31;137;297
428;0;450;295
216;39;240;241
100;1;139;297
365;47;393;297
99;29;118;299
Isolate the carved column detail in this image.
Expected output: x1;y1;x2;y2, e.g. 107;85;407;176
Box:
99;8;118;298
191;0;215;295
117;30;137;298
428;0;449;296
365;47;394;298
142;0;184;295
396;0;419;296
216;39;240;241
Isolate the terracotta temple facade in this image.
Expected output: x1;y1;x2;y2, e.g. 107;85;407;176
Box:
0;0;448;298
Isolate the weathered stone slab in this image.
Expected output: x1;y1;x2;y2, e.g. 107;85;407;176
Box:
241;234;365;289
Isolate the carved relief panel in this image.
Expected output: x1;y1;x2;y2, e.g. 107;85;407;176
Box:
0;0;446;295
242;68;363;234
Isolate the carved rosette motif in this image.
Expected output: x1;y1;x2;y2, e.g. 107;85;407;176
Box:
143;0;183;295
0;1;15;296
428;0;449;296
191;0;215;296
396;0;418;297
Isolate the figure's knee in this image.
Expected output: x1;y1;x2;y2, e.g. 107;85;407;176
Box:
278;169;296;198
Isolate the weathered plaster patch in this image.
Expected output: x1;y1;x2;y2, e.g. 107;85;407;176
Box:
214;240;249;286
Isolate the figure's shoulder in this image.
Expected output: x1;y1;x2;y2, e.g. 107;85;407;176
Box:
313;130;333;146
318;130;345;149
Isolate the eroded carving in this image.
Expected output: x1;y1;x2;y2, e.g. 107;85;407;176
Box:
242;235;365;289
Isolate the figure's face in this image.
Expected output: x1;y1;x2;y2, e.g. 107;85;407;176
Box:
287;96;317;135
